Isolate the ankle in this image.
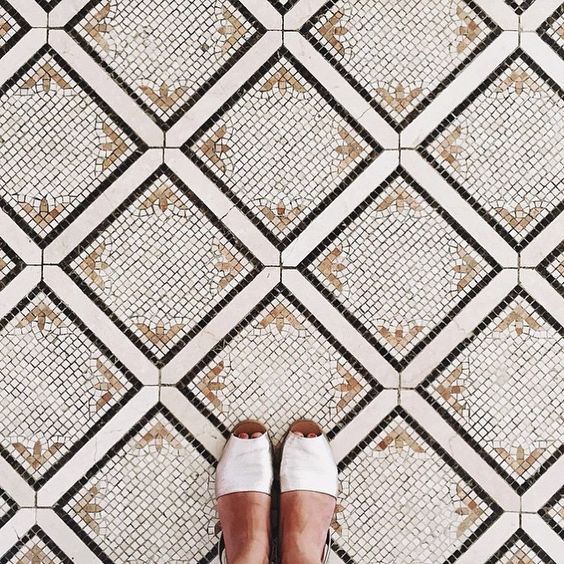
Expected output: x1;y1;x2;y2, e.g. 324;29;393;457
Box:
281;536;323;564
228;539;270;564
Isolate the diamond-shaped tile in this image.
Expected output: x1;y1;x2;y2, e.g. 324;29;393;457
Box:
67;0;264;129
183;47;381;248
302;0;500;130
0;239;24;292
62;165;260;367
539;487;564;539
300;167;499;371
0;488;18;529
486;529;556;563
0;525;72;563
0;0;29;57
0;283;141;489
505;0;536;15
538;241;564;296
419;287;564;493
538;4;564;59
333;407;500;564
420;50;564;250
56;404;217;563
0;46;146;247
179;285;381;442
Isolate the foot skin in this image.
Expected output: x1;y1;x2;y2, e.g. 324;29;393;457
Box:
217;431;271;564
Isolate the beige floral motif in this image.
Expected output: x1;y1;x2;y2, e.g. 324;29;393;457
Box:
99;122;127;171
438;126;464;171
335;127;363;174
495;445;546;475
16;303;66;333
454;245;482;292
374;426;426;454
92;358;125;412
135;321;186;348
259;200;304;232
0;18;11;37
0;257;6;271
21;63;72;93
78;242;109;290
17;544;54;563
258;304;305;334
375;83;423;113
331;503;346;535
259;67;307;96
200;125;230;173
454;483;483;537
72;485;103;534
558;259;564;277
214;243;245;290
455;5;481;53
139;81;188;111
12;440;64;470
318;10;349;56
506;548;535;563
19;197;67;229
318;246;346;292
436;365;465;415
84;2;113;52
137;184;188;214
198;362;227;410
558;25;564;40
335;363;362;411
135;421;184;453
495;203;543;232
376;186;424;214
494;305;542;336
217;7;246;55
496;70;541;95
376;323;425;351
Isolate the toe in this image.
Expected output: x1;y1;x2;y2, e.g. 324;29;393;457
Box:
239;432;249;439
293;431;304;437
307;432;317;438
251;432;262;439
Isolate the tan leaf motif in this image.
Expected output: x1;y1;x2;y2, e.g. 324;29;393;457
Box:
0;257;6;271
258;304;305;334
93;358;124;412
330;503;346;535
335;363;362;410
136;321;185;348
84;2;113;52
12;440;64;470
376;83;422;113
374;425;426;454
139;81;188;111
436;365;465;415
138;184;187;213
200;126;230;173
17;544;55;563
318;246;346;291
454;246;482;292
259;201;304;231
495;445;546;475
72;485;103;534
558;25;564;40
335;127;363;173
506;548;535;563
377;324;424;350
318;11;349;55
214;243;244;290
558;259;564;277
217;7;246;54
260;66;307;96
438;126;463;170
377;186;423;214
454;483;483;537
99;122;127;171
198;362;227;409
0;18;11;37
497;70;541;95
494;305;542;336
135;422;183;453
78;242;109;290
19;197;66;228
16;304;65;333
455;5;481;53
495;203;543;231
21;63;72;93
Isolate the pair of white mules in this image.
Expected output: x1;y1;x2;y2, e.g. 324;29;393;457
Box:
216;420;339;563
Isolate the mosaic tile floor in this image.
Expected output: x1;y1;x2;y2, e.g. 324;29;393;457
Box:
0;0;563;562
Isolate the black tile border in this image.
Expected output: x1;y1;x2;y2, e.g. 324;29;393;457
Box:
417;285;564;495
268;0;300;15
301;0;502;133
537;240;564;297
61;163;263;368
181;46;382;251
0;524;73;563
178;282;384;441
485;528;557;563
538;4;564;69
418;48;564;252
54;402;218;564
0;0;30;57
0;239;25;293
0;281;142;490
539;486;564;539
65;0;266;131
332;405;503;564
505;0;537;15
34;0;62;13
0;44;148;249
297;165;502;373
0;488;18;530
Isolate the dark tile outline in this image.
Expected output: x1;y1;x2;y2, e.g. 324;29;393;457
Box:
0;281;142;490
178;283;383;440
505;0;537;15
268;0;300;15
34;0;63;13
0;0;30;57
485;528;557;563
301;0;502;133
539;486;564;539
332;405;503;564
54;402;218;564
0;239;25;292
418;48;564;252
65;0;266;131
538;4;564;64
417;285;564;495
0;44;148;249
297;166;502;372
181;46;382;251
0;488;18;530
61;163;263;368
0;524;73;563
537;240;564;297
